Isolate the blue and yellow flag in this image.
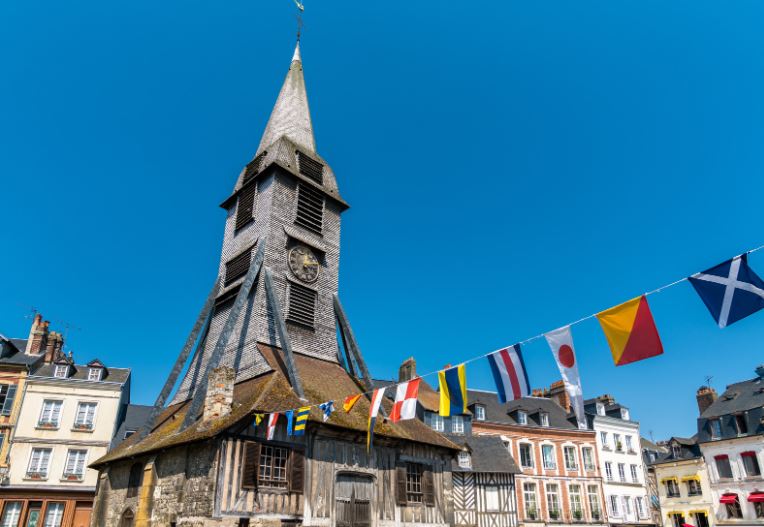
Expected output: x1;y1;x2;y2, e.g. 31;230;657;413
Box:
294;406;310;436
438;364;467;417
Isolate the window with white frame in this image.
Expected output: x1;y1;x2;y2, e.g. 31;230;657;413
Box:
625;435;633;451
630;464;639;482
458;451;471;469
588;485;602;520
517;411;528;425
614;434;623;451
596;402;605;416
605;461;613;481
540;412;550;427
519;443;534;468
53;365;69;378
622;496;632;517
621;408;630;420
74;402;97;430
523;482;538;520
609;495;620;517
618;463;626;482
451;415;465;434
27;448;52;478
38;400;62;427
635;496;645;518
87;368;102;381
600;431;609;448
546;483;561;519
475;405;485;421
710;419;722;439
542;444;556;469
582;447;595;471
564;446;578;470
485;485;500;512
569;485;584;520
0;502;22;527
431;413;444;432
63;449;87;478
43;502;64;527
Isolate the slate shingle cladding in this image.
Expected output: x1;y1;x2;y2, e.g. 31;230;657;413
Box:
696;373;764;442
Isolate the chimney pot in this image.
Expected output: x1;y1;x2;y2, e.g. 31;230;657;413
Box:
398;357;417;382
203;366;236;422
25;313;50;355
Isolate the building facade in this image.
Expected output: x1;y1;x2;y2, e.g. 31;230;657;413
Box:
642;437;668;527
470;388;608;527
0;353;130;527
650;437;714;527
696;367;764;526
584;395;654;527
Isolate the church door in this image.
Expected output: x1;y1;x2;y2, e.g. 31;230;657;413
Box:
335;473;373;527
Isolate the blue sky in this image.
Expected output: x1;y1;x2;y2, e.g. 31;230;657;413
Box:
2;0;764;440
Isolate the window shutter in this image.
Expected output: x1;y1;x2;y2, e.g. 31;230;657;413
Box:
286;282;317;329
422;468;435;506
289;448;305;493
297;152;324;184
65;451;77;474
395;465;408;506
225;248;253;286
1;385;16;416
241;441;261;490
235;182;257;231
295;183;324;235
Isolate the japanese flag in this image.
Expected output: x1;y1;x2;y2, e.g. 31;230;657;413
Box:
544;326;586;429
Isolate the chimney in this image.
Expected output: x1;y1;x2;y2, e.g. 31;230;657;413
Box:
44;332;64;363
549;380;571;412
696;386;718;415
398;357;416;382
203;366;236;421
25;314;50;355
598;394;615;406
756;364;764;379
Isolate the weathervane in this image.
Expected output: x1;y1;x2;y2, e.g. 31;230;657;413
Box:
294;0;305;42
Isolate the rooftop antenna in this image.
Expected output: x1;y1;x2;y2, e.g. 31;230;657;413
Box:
704;375;713;389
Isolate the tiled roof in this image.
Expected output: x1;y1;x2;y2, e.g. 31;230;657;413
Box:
445;433;520;474
468;389;577;429
649;436;702;465
93;346;459;467
111;404;154;449
32;363;130;384
700;376;764;419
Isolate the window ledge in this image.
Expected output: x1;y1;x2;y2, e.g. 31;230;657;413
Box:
24;475;49;481
60;476;84;482
35;425;59;431
71;427;94;433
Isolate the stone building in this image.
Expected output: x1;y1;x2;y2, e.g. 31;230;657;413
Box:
89;42;461;527
469;387;608;527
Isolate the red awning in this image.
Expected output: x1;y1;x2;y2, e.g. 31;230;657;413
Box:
748;493;764;503
720;494;739;504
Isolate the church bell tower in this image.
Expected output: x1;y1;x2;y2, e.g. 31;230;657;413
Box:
172;43;350;403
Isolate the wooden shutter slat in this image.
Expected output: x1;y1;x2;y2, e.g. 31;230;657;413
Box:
395;465;408;506
242;441;261;490
289;448;305;494
235;182;257;231
422;468;435;506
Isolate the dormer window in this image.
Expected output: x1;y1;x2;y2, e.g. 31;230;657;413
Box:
88;368;102;381
621;408;630;420
517;411;528;425
596;403;605;416
475;405;486;421
458;451;471;469
53;365;69;379
671;444;681;458
540;412;550;427
735;414;748;435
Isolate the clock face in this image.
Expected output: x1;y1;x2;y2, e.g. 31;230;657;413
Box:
288;245;320;283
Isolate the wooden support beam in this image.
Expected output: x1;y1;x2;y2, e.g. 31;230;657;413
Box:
263;267;305;399
137;278;219;441
336;317;357;377
180;241;266;430
333;294;373;392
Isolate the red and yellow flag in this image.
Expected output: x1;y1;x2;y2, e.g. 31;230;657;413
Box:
343;394;362;413
597;295;663;366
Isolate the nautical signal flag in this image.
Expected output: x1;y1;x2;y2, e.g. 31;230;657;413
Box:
319;401;335;422
487;345;530;403
597;295;663;366
285;410;294;436
390;378;420;423
688;254;764;328
438;364;467;417
254;413;264;426
266;412;279;440
294;406;310;436
367;387;386;452
343;394;362;413
544;326;586;429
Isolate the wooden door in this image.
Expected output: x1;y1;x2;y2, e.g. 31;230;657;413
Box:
72;504;92;527
335;473;373;527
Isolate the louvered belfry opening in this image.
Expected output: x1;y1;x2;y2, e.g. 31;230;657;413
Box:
295;183;324;234
287;281;317;329
224;248;252;286
235;181;257;231
297;151;324;184
242;150;268;186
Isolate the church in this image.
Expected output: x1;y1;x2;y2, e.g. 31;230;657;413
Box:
89;42;461;527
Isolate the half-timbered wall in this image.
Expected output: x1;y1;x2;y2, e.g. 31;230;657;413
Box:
453;473;517;527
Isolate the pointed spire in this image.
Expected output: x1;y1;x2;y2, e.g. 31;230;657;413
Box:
256;43;316;155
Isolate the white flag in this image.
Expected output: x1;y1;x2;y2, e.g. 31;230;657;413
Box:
544;326;586;429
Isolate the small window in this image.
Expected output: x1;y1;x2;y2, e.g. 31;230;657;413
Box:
665;479;680;497
725;495;743;519
588;486;602;520
621;408;630;420
695;512;710;527
635;496;645;518
605;461;613;481
242;151;267;186
0;384;17;416
451;415;464;434
710;419;722;439
286;282;317;329
0;502;22;527
43;503;65;527
38;400;63;428
672;444;681;458
617;463;626;482
457;451;471;469
259;445;289;489
564;446;578;470
127;463;144;498
614;434;623;451
609;495;619;516
519;443;534;468
600;431;609;448
541;444;556;470
582;447;595;471
625;435;633;451
517;411;527;425
295;183;324;235
124;430;136;440
742;451;761;476
74;402;97;430
540;412;549;427
687;479;702;496
596;402;605;415
53;365;68;378
569;485;583;521
430;413;444;432
224;248;252;286
630;464;639;482
523;482;538;520
297;152;324;184
546;483;561;519
715;455;733;479
755;501;764;519
475;405;485;421
63;449;88;479
670;512;685;527
735;414;748;435
406;463;424;503
87;368;102;381
27;448;52;478
485;485;500;512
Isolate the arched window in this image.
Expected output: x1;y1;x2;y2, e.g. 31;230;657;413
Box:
126;463;143;498
120;509;134;527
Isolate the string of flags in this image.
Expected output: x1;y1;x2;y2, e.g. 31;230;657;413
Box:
247;248;764;450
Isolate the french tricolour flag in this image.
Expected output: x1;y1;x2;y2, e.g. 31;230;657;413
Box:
487;344;530;403
390;378;421;423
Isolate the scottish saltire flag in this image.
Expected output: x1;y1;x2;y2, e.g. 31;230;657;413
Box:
266;412;279;440
285;410;294;435
390;378;421;423
487;345;530;403
689;254;764;328
319;401;335;422
438;364;467;417
367;388;386;452
294;406;310;436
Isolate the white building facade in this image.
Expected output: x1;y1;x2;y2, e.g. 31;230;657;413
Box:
586;396;655;527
